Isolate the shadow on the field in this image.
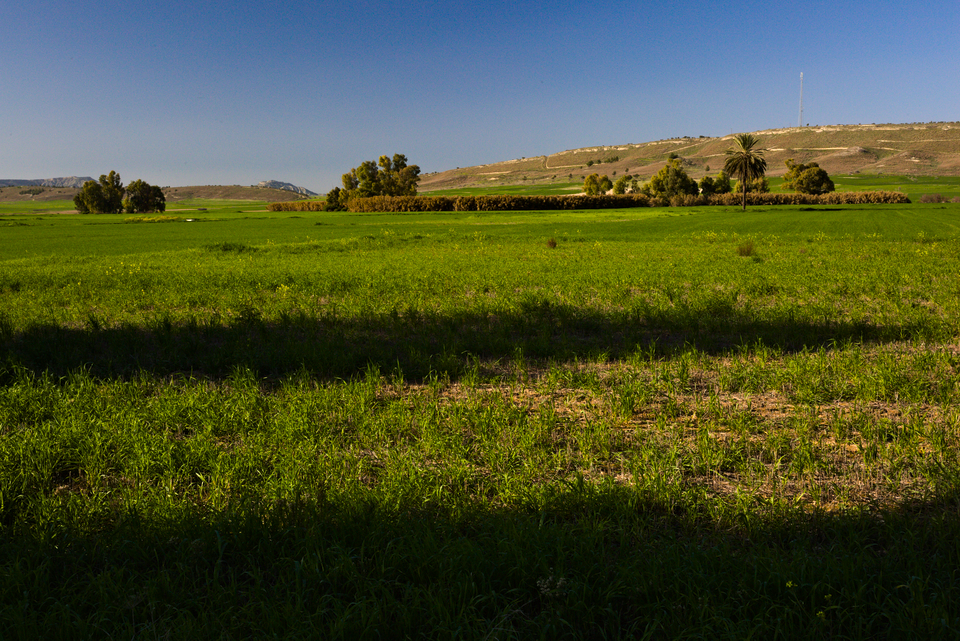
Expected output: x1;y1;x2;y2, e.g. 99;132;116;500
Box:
1;300;932;381
2;477;959;637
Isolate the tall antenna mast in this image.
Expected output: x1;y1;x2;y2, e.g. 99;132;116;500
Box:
798;72;804;127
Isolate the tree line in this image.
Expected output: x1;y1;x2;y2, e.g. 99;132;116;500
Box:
73;172;166;214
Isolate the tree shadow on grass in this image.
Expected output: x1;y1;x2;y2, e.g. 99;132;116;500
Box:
2;304;958;635
1;300;933;382
2;479;960;638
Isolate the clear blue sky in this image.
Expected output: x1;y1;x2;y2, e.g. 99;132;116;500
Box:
2;0;957;192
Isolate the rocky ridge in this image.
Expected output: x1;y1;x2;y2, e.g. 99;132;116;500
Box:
0;177;94;188
256;180;317;197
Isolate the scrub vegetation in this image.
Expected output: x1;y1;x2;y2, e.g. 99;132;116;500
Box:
2;201;960;638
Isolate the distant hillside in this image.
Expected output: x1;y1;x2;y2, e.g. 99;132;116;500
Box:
419;122;960;192
0;177;93;189
0;184;315;206
163;185;310;202
0;185;84;203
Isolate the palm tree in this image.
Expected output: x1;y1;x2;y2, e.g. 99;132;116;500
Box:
723;133;767;211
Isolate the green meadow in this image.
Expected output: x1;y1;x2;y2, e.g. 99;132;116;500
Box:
3;200;960;638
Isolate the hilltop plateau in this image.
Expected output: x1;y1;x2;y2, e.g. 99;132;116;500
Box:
419;122;960;192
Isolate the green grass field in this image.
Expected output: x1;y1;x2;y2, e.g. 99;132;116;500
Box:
3;201;960;638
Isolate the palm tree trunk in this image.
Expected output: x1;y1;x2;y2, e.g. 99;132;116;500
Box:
741;171;747;211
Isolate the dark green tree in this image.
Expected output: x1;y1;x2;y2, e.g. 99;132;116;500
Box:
723;134;767;210
324;186;345;211
73;171;125;214
340;154;421;201
124;179;166;213
73;181;106;214
612;175;630;194
781;159;835;195
583;173;601;195
377;154;420;196
642;159;698;198
698;175;716;196
599;175;613;193
712;171;732;194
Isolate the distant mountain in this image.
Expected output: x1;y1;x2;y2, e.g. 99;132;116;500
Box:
256;180;317;197
0;177;94;188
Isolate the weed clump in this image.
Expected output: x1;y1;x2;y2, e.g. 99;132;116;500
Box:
737;240;755;257
206;242;256;253
547;238;558;249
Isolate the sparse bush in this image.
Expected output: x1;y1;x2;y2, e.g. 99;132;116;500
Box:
123;215;180;223
920;194;946;203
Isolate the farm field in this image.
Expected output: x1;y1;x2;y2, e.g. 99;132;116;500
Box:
3;201;960;638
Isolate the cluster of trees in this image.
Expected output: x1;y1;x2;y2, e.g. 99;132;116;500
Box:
582;161;735;199
697;172;733;196
73;172;165;214
641;159;701;198
325;154;421;211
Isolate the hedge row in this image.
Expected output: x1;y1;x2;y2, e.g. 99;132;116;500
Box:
664;190;912;207
267;190;910;213
266;200;327;212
